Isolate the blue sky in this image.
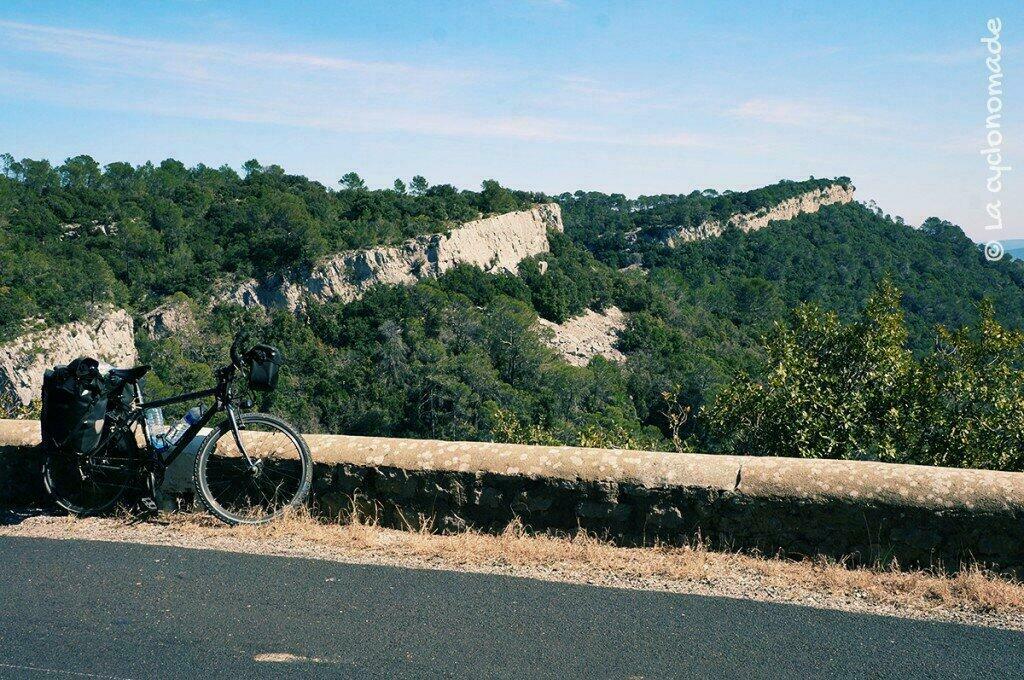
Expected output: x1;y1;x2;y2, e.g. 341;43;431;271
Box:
1;0;1020;239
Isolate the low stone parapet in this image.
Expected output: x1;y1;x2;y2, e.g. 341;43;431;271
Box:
3;419;1022;571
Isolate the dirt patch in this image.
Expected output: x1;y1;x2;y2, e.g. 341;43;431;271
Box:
3;509;1022;631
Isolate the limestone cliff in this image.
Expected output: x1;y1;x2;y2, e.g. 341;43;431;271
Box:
0;308;138;407
221;203;563;311
656;183;855;246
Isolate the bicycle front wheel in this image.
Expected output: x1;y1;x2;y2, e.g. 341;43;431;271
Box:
193;412;313;525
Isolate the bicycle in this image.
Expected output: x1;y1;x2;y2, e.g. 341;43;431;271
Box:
42;333;313;525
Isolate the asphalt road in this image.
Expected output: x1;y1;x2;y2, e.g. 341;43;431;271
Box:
0;536;1020;679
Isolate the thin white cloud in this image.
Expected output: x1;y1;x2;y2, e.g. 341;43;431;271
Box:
5;66;709;148
728;98;881;129
0;20;454;80
558;76;658;107
904;48;977;66
629;131;712;148
0;19;708;149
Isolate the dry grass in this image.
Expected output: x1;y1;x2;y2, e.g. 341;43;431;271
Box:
172;506;1024;623
5;506;1023;629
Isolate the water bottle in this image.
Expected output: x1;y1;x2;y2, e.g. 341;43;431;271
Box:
145;408;168;450
165;406;204;446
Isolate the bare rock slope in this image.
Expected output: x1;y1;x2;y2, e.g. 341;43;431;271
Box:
142;297;197;340
0;308;137;407
222;203;563;311
537;307;627;366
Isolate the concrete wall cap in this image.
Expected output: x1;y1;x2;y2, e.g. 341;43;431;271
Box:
3;419;1022;512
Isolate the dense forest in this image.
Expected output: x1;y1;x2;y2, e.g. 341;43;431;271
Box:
556;176;852;264
0;154;536;341
5;154;1024;471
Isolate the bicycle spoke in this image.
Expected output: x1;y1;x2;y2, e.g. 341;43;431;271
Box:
45;451;135;516
262;463;301;482
248;476;275;509
198;414;310;525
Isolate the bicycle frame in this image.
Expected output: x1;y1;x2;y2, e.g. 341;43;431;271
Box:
132;366;250;471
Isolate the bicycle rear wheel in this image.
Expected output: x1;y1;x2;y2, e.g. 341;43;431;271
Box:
43;451;133;516
193;412;312;525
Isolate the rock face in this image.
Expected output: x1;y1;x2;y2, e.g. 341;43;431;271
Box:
537;307;627;366
60;220;122;239
142;297;197;340
658;183;855;246
0;308;137;407
222;203;563;311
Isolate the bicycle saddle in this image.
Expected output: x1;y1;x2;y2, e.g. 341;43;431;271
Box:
108;365;151;381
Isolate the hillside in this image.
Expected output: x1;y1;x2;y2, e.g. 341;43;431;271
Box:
556;177;853;265
0;154;540;341
128;197;1024;464
642;204;1024;354
5;155;1024;469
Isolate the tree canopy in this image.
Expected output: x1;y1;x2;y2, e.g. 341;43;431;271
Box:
0;154;537;340
6;155;1024;471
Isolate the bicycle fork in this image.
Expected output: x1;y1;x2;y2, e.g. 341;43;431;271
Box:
227;405;260;472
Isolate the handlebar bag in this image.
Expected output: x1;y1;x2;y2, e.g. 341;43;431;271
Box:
245;345;284;392
40;357;110;454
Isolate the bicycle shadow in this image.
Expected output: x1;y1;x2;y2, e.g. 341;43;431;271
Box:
0;502;182;527
0;506;52;526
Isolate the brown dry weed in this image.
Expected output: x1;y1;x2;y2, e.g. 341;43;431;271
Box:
5;507;1022;629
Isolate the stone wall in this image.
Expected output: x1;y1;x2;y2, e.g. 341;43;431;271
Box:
2;419;1022;572
0;423;44;507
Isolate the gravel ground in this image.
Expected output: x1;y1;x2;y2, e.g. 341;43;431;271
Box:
2;508;1022;632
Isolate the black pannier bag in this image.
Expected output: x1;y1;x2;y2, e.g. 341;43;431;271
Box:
97;373;142;461
107;375;136;411
245;344;284;392
40;357;110;454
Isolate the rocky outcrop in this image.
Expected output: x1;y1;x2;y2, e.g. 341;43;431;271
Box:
655;183;855;246
60;220;121;238
0;308;137;408
221;204;563;312
537;307;627;366
142;297;197;340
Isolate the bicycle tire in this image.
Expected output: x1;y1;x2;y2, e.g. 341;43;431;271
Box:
43;451;132;517
193;412;313;525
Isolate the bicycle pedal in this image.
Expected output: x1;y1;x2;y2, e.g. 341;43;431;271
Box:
139;497;158;512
